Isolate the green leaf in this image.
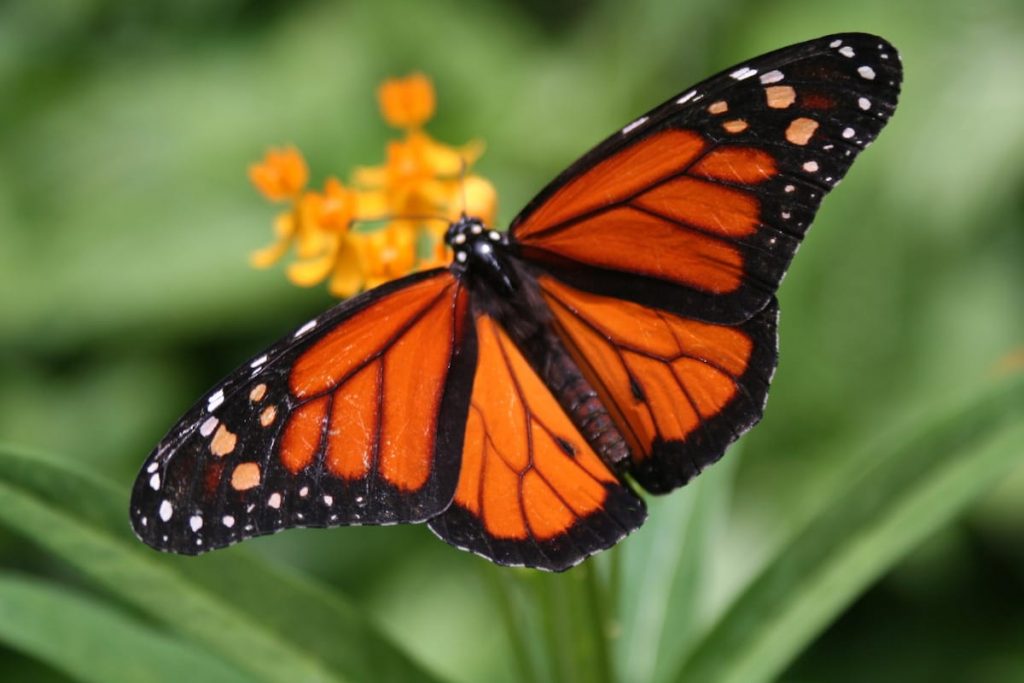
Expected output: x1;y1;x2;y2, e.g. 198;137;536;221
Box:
616;450;739;683
672;374;1024;683
0;572;251;683
0;446;448;683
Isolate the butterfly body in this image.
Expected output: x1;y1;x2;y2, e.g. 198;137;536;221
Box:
132;34;901;570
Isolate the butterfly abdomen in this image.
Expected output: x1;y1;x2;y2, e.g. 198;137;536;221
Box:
463;247;634;472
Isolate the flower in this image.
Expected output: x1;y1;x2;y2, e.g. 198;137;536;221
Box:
248;147;308;201
378;73;436;129
249;73;498;296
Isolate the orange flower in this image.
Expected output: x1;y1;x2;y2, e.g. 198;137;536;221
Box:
378;73;436;129
351;227;418;290
249;74;499;297
248;146;308;201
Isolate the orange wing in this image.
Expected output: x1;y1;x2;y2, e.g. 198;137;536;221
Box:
131;270;476;554
428;313;646;571
539;276;777;493
511;34;901;323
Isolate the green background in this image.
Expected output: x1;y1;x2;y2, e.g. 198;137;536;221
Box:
1;0;1022;681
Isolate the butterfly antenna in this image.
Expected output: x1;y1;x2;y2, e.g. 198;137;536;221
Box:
350;213;451;227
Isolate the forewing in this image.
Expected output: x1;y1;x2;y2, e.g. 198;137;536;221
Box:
131;269;476;554
539;276;777;494
428;312;647;571
511;33;901;323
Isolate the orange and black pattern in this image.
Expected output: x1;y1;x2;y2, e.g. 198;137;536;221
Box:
131;270;476;553
428;314;646;571
132;34;900;570
513;33;901;323
540;277;778;493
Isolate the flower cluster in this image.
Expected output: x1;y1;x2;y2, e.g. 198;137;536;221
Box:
248;73;497;297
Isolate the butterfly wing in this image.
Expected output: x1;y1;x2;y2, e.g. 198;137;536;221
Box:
509;33;900;494
539;276;777;493
131;269;476;554
428;311;647;571
511;33;902;324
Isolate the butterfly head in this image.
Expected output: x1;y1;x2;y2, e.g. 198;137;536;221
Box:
445;215;508;265
445;215;518;293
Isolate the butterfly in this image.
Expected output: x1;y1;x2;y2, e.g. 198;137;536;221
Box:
131;33;901;571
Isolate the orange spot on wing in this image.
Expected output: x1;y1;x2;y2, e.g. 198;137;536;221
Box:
707;100;729;115
259;405;278;427
785;117;819;145
531;206;744;294
691;147;778;184
290;275;452;398
516;130;706;238
634;176;760;237
231;462;261;491
210;425;237;457
280;395;329;473
249;384;267;402
722;119;748;134
765;85;796;109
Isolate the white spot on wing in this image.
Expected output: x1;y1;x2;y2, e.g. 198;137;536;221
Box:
200;416;219;437
299;486;309;497
730;66;757;80
149;473;161;490
190;515;203;532
622;116;648;134
146;462;159;474
676;90;697;104
759;70;784;84
858;65;876;80
207;390;225;412
456;251;467;263
294;320;317;338
842;127;855;139
159;500;173;522
268;492;282;509
250;354;268;369
223;515;235;528
830;39;843;48
839;46;855;58
323;495;334;506
858;97;871;110
453;233;466;244
803;161;819;173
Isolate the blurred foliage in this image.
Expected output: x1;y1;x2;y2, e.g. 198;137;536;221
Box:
1;0;1022;681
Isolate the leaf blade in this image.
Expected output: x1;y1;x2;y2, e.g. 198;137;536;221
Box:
672;375;1024;683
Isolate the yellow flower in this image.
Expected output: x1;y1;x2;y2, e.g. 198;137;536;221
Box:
249;74;498;297
350;226;419;290
378;73;435;129
248;146;308;201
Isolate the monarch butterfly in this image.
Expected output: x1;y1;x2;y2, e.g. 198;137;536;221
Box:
131;33;901;571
